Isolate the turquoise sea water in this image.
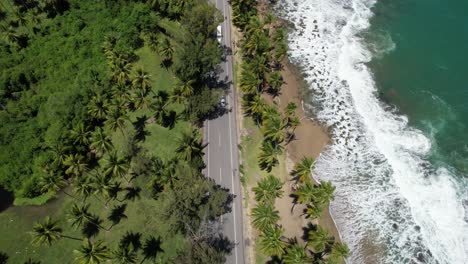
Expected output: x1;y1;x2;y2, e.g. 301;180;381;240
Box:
367;0;468;174
278;0;468;261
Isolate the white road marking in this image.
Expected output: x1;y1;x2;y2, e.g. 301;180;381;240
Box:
219;167;222;183
207;121;210;178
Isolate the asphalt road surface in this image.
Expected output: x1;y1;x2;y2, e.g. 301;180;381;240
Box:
204;0;246;263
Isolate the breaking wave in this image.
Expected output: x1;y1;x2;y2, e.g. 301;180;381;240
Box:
275;0;468;263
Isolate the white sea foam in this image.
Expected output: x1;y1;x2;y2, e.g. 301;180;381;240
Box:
275;0;468;263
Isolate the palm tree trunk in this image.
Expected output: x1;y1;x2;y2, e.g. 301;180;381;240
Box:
61;235;82;241
63;190;78;200
93;194;109;209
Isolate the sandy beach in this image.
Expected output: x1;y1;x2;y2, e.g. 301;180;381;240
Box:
272;60;342;242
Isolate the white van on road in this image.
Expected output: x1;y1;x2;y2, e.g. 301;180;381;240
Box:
216;25;222;43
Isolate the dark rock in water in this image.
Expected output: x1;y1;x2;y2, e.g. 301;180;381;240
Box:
414;225;421;232
416;252;426;263
392;223;398;230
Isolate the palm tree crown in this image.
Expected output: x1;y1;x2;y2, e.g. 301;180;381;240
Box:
74;239;111;264
31;217;63;246
251;202;280;231
291;157;314;184
307;226;334;253
258;225;286;257
252;174;283;204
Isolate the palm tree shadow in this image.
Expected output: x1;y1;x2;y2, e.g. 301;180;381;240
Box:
142;235;164;262
162;110;178;129
160;59;173;69
210;233;234;255
133;115;150;142
107;204;128;227
81;217;101;238
302;222;318;242
266;256;282;264
119;231;142;250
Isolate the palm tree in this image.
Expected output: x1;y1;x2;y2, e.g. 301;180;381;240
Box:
48;143;70;168
91;172;114;204
258;140;283;172
104;106;128;134
113;244;138;264
103;152;130;181
267;71;283;96
315;181;336;207
31;217;79;246
251;203;279;231
150;95;169;125
258;225;286;257
245;16;264;37
248;51;270;81
283;243;312;264
69;203;92;229
1;25;20;47
70;123;91;146
90;127;113;156
73;177;94;202
274;40;288;63
13;9;27;28
307;226;334;253
63;154;87;177
284;103;300;143
285;102;297;117
131;89;151;110
243;29;269;57
170;79;194;106
74;239;111;264
293;181;317;205
327;242;350;263
175;129;205;161
242;93;266;125
69;203;107;231
158;37;174;62
262;112;286;144
39;173;75;199
131;67;151;94
291;157;314;184
240;69;262;94
110;56;132;85
88;94;109;121
303;204;323;220
146;32;159;52
173;79;194;97
252;174;283;204
141;236;163;263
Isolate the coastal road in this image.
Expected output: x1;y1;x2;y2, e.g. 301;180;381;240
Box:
204;0;246;263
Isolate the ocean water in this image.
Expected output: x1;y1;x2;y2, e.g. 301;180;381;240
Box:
275;0;468;263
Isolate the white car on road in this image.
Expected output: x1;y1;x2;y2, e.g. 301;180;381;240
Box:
216;25;222;43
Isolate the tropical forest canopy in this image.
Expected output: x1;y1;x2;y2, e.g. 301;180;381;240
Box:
0;0;221;198
0;0;234;263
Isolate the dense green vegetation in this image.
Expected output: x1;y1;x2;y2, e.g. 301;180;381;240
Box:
0;0;233;262
231;0;350;263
